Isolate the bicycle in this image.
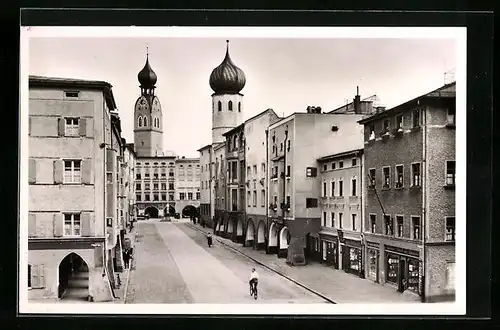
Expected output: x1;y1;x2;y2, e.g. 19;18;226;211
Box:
249;279;258;300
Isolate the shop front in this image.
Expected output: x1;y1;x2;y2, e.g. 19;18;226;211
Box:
340;236;363;278
319;234;338;269
385;245;421;295
365;242;380;283
305;233;321;263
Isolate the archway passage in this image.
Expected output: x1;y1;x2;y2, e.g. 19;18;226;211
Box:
58;252;89;301
182;205;197;218
163;205;176;217
145;206;159;218
236;219;244;236
257;221;265;244
227;219;234;233
269;222;278;247
279;227;291;249
246;221;255;242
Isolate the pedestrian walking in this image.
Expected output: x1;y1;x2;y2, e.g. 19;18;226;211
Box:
123;249;130;269
207;233;213;247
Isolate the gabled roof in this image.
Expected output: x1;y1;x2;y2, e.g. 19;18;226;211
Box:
222;123;245;137
244;108;279;125
197;144;213;152
317;148;364;162
358;82;456;124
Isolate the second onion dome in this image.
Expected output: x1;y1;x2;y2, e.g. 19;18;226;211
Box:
209;40;246;94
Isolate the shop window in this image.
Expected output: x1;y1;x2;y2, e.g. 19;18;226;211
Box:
446;161;456;186
396;215;404;237
367;250;378;281
370;214;376;233
383;167;391;188
445;217;455;241
384;215;393;235
412;216;421;240
348;247;361;272
386;253;399;284
407;259;420;293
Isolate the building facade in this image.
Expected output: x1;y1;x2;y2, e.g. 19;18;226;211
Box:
123;142;137;229
243;109;281;250
267;107;366;265
28;76;124;302
198;144;213;227
359;82;456;302
175;157;201;217
317;149;364;278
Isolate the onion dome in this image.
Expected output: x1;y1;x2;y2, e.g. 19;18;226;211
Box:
209;40;246;94
138;50;157;88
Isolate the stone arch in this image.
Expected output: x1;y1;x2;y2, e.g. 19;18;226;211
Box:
144;206;159;218
269;222;278;247
279;227;291;249
257;221;265;244
164;205;176;216
58;252;89;300
246;220;255;242
227;219;234;234
182;205;197;218
236;218;244;236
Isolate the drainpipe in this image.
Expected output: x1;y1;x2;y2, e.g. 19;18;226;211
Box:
265;129;269;245
421;103;427;302
360;150;365;278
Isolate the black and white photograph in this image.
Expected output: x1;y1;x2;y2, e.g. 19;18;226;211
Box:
19;26;466;315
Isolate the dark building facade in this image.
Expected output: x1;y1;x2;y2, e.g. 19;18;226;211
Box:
359;82;456;302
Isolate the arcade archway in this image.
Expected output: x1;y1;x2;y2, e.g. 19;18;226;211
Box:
269;222;278;247
257;221;265;244
164;205;176;216
144;206;159;218
58;252;89;301
279;227;291;249
236;218;244;236
182;205;197;218
246;221;255;242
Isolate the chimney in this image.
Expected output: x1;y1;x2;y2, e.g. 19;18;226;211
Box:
353;86;361;114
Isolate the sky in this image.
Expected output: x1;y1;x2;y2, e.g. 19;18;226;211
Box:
28;35;457;158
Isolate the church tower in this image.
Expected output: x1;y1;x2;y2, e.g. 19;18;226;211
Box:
134;50;164;157
209;40;246;144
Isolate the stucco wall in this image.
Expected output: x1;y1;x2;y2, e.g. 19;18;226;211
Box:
212;94;244;144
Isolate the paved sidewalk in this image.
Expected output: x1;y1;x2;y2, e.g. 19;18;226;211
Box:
186;223;421;304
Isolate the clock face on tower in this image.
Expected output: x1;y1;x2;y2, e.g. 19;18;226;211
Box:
138;97;148;112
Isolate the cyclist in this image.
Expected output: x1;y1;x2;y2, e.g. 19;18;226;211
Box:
249;268;259;296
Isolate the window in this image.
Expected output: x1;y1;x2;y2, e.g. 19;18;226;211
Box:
196;192;200;200
395;165;404;188
261;190;265;206
286;165;291;177
368;124;375;140
144;117;148;126
65;91;80;98
445;217;455;241
218;101;222;112
253;165;257;175
253;191;257;206
339;161;344;168
331;162;336;170
352;214;357;231
136;174;141;180
370;214;376;233
161;194;167;201
136;183;141;191
169;183;174;190
383;167;390;188
323;212;327;226
447;107;456;125
261;163;265;174
331;212;335;228
339;180;343;197
412;216;420;239
306;167;317;177
446;161;456;185
180;193;185;200
383;119;390;133
339;212;343;228
412;163;421;186
306;198;318;208
384;215;393;235
169;171;174;177
28;265;32;288
145;173;150;178
188;192;193;200
228;100;233;111
396;216;403;237
153;183;159;190
287;140;290;151
65;118;79;136
247;191;252;206
396;114;403;130
153;194;159;201
64;213;81;236
153;173;159;179
238;102;241;112
369;168;376;187
280;142;283;151
331;181;335;197
247;166;251;177
323;182;327;197
63;160;81;183
323;164;327;171
136;194;141;201
412;109;420;128
145;195;150;201
351;178;357;196
352;158;357;166
161;173;166;178
169;194;174;201
286;196;290;208
161;183;167;190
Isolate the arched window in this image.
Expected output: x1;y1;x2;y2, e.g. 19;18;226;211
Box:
144;117;148;126
138;116;143;127
218;101;222;112
238;102;241;112
228;100;233;111
234;134;238;149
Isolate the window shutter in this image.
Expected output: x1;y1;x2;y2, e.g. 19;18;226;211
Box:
82;159;92;184
81;212;91;237
38;264;45;288
29;158;37;184
53;160;63;184
58;118;65;136
53;213;64;237
31;265;39;288
79;118;87;137
28;213;37;237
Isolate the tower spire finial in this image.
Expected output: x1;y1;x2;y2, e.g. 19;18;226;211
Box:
146;46;149;58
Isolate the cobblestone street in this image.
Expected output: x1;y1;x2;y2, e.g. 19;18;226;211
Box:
125;219;327;303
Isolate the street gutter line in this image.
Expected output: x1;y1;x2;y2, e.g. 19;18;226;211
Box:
123;268;131;303
185;223;336;304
